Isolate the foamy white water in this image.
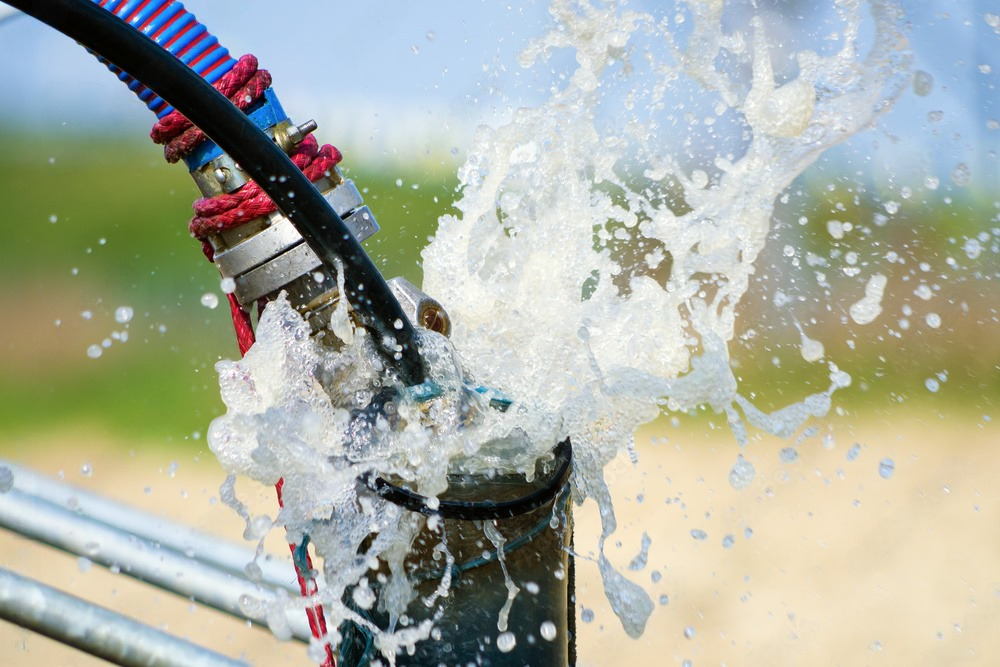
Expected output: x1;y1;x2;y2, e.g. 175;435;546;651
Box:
208;0;912;660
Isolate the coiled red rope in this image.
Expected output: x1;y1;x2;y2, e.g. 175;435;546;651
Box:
159;53;338;667
151;54;268;160
190;136;341;238
151;54;343;240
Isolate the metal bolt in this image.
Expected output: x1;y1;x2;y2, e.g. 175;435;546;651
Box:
287;119;318;145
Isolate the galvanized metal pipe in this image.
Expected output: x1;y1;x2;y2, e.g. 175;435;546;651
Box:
0;487;313;642
0;566;250;667
0;459;297;593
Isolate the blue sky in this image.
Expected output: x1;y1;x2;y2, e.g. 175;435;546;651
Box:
0;1;996;188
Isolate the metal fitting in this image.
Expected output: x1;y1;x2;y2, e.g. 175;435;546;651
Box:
209;171;380;326
195;107;451;340
192;116;320;197
387;277;452;337
275;119;319;152
191;152;252;196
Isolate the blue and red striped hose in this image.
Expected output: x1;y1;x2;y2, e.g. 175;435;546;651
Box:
94;0;236;117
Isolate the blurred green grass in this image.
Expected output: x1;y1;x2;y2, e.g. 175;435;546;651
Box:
0;131;996;449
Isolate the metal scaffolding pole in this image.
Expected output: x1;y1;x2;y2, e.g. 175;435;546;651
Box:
0;566;250;667
0;469;313;643
0;459;297;592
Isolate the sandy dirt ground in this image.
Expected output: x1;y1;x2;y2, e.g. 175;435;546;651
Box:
1;406;997;666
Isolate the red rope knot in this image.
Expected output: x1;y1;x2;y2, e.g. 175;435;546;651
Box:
150;54;268;163
188;135;342;240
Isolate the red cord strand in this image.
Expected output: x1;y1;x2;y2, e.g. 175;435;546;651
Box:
167;53;339;667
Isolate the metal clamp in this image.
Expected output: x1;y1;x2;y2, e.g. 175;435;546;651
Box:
209;175;381;321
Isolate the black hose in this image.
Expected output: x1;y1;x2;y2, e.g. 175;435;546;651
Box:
366;438;573;521
8;0;426;387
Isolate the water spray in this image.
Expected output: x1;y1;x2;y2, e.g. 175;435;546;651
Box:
1;0;930;663
1;0;575;664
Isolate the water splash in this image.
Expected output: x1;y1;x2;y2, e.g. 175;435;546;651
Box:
208;0;912;657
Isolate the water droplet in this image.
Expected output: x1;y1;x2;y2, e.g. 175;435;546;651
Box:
540;621;557;641
581;608;594;623
963;238;982;259
924;175;940;190
352;584;376;610
114;306;134;324
913;70;934;96
81;310;93;320
426;31;436;41
496;631;516;653
690;529;707;541
827;219;845;239
684;626;696;639
77;557;92;573
779;447;798;463
49;214;58;224
722;534;735;549
799;330;825;362
951;162;971;187
878;458;895;479
925;377;940;393
201;293;219;309
847;444;861;461
659;594;670;605
393;318;404;330
220;277;236;294
849;274;888;325
744;527;754;539
728;456;755;490
0;466;13;493
80;462;93;477
86;344;102;359
925;312;941;329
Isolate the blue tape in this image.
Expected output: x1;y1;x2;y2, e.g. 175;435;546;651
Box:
183;88;289;171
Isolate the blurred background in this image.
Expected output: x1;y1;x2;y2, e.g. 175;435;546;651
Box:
1;1;998;665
